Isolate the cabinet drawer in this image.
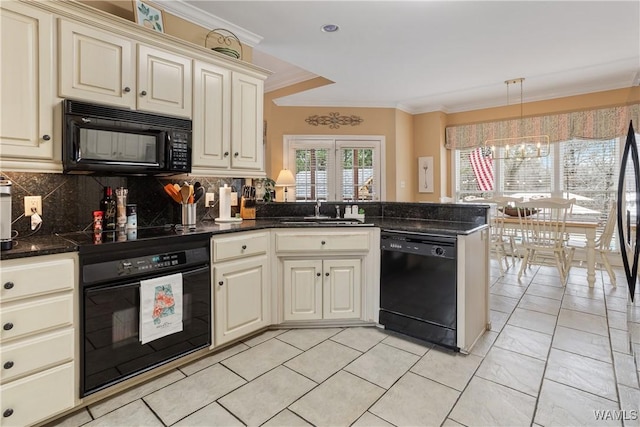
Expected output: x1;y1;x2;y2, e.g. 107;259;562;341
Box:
0;362;74;427
275;231;370;253
0;255;74;302
212;232;268;262
0;329;74;383
0;294;73;343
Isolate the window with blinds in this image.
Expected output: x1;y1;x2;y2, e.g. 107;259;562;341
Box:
456;137;625;251
285;137;383;201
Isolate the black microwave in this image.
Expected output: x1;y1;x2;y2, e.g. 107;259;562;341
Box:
63;99;192;175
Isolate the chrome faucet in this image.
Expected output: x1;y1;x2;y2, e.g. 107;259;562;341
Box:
315;199;321;217
335;205;341;218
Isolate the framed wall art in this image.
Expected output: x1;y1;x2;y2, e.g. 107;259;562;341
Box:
418;156;434;193
133;1;164;33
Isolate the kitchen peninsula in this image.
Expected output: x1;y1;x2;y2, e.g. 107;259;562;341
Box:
0;201;489;427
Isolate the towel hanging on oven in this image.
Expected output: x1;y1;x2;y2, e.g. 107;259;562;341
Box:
140;273;184;344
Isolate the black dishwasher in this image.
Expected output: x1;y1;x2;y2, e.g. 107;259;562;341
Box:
379;231;458;350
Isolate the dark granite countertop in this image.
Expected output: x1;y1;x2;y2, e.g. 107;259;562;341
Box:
0;217;487;261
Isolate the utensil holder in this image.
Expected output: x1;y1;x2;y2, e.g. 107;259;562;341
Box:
181;204;197;229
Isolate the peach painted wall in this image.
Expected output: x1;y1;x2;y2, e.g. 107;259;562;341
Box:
263;101;398;200
394;110;413;202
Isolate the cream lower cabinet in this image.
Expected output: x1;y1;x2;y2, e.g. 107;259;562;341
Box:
0;1;57;171
283;258;361;321
275;229;373;324
0;253;77;427
212;232;270;346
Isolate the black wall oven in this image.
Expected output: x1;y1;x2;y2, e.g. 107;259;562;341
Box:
379;231;458;350
79;234;210;397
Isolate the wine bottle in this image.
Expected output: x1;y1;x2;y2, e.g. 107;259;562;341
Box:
100;186;117;231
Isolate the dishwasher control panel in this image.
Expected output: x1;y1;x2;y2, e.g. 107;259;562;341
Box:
380;232;456;259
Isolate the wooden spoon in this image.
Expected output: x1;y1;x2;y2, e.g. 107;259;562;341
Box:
180;184;191;204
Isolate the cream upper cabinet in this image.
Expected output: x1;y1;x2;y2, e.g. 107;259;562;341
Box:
192;61;231;169
59;21;192;118
59;20;135;109
0;1;55;165
230;72;264;171
192;61;264;176
137;44;192;118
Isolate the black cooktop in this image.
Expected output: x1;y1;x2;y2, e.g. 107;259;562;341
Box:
58;226;184;247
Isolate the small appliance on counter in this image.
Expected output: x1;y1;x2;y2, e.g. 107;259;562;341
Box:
1;177;12;250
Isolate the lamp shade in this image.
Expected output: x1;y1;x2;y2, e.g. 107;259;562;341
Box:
275;169;296;187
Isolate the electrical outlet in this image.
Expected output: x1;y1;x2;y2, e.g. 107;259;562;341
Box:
24;195;42;216
205;192;215;207
230;192;238;206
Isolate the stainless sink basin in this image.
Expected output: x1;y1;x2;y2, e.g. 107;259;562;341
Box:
280;218;372;226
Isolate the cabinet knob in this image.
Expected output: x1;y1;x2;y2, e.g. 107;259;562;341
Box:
325;272;330;277
123;86;131;93
218;281;224;286
140;90;147;96
3;361;13;370
234;152;239;157
316;272;321;277
241;245;247;250
321;240;326;245
3;409;13;418
42;134;51;141
224;152;229;157
3;323;13;331
3;282;13;290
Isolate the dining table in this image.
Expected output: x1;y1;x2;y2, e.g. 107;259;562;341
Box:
502;215;599;287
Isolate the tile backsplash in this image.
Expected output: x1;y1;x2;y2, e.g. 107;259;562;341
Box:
1;172;243;236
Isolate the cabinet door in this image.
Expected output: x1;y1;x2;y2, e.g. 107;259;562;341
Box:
137;45;192;118
214;256;269;345
283;260;323;321
58;20;135;109
230;72;263;171
0;2;54;160
323;259;361;320
192;61;231;168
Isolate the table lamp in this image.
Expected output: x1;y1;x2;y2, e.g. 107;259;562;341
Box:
275;169;295;202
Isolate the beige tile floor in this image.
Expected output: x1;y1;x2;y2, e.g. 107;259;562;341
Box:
49;260;640;427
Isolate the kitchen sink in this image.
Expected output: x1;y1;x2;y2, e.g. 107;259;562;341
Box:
280;218;372;226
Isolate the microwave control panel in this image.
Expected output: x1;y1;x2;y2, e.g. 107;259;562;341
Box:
168;131;191;171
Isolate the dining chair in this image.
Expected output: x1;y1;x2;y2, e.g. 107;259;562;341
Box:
464;196;522;275
515;197;576;284
596;204;618;286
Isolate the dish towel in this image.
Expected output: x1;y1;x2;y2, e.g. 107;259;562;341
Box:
139;273;183;344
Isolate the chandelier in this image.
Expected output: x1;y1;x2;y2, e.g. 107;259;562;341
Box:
484;78;550;160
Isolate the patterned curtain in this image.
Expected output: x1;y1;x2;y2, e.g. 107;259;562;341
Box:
445;103;640;149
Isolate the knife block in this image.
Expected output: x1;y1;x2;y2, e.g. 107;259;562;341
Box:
240;197;256;219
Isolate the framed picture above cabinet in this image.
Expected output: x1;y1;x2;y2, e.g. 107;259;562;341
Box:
133;0;164;33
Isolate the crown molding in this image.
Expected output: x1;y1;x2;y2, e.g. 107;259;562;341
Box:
153;0;263;47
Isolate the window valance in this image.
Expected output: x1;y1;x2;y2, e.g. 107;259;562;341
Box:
445;103;640;149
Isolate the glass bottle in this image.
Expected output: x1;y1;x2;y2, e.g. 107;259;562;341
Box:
100;186;117;231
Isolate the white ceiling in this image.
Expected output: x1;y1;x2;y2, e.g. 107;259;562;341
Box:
159;1;640;114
